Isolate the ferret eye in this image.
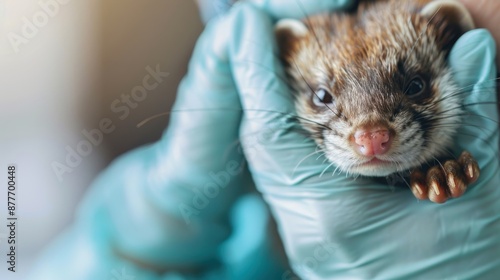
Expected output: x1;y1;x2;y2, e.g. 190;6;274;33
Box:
313;88;334;106
405;76;426;98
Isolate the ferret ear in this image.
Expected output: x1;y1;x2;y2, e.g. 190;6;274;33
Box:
419;0;475;53
275;19;309;62
275;19;309;38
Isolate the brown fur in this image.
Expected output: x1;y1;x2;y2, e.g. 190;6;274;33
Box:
276;0;474;176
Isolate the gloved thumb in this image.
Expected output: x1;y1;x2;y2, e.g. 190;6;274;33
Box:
448;29;499;179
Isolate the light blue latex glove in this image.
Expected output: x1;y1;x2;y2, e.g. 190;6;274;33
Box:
236;11;500;278
28;1;354;280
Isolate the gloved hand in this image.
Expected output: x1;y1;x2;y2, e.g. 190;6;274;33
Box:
236;12;500;278
28;1;354;280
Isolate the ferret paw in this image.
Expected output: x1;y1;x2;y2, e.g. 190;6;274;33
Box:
409;151;480;203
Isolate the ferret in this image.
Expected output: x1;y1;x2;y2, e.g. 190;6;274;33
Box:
275;0;488;203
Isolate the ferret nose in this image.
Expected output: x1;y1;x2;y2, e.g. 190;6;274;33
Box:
353;127;392;156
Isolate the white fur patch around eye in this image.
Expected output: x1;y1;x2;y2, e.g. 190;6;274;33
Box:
275;19;309;38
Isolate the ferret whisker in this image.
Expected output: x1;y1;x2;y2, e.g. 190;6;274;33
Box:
323;156;330;164
428;122;493;136
140;107;336;131
448;76;500;91
462;112;500;126
431;114;495;127
398;162;406;174
448;88;499;98
450;131;498;154
428;101;499;124
432;112;499;127
226;123;321;162
436;88;498;104
292;117;333;131
442;148;459;160
462;101;500;107
293;148;325;177
416;154;427;169
320;162;335;178
398;172;411;189
317;152;327;161
430;111;495;124
293;116;332;130
292;59;342;119
237;38;298;66
228;123;307;152
421;145;458;162
433;86;498;105
429;78;498;106
389;158;402;173
233;60;291;85
403;4;442;85
431;156;445;173
301;137;316;145
448;67;500;78
332;164;341;177
296;2;329;59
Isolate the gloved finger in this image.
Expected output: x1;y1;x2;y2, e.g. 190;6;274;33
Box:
141;3;255;240
197;0;354;23
248;0;354;19
160;16;244;174
84;144;247;268
448;29;499;175
29;225;224;280
67;17;254;268
28;226;163;280
30;194;283;280
229;3;294;120
71;7;270;269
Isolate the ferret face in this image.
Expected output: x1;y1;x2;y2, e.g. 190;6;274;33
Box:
276;0;474;176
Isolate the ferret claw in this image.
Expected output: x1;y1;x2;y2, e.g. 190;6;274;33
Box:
409;150;480;203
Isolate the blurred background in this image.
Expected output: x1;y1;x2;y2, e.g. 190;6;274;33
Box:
0;1;205;278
